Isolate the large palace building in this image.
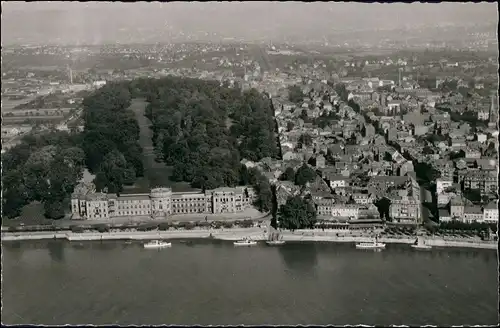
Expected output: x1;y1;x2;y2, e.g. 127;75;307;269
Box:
71;184;256;220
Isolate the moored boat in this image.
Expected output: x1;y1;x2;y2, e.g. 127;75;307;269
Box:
233;238;257;247
355;236;386;250
144;240;171;249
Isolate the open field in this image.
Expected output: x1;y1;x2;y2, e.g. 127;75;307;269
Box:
124;98;196;194
1;202;56;227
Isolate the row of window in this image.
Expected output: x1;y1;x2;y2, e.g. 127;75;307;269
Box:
172;209;206;214
214;198;236;202
117;211;151;216
117;204;150;209
172;198;205;202
172;204;205;208
88;214;109;219
115;200;149;204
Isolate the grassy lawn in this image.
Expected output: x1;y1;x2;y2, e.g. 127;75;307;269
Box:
3;202;56;227
124;98;198;194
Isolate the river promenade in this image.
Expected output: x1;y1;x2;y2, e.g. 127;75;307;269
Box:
2;227;497;250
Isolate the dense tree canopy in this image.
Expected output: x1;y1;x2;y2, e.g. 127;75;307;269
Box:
298;133;313;148
2;77;278;220
335;83;349;102
2;132;85;219
278;195;317;230
280;167;296;182
295;163;317;186
81;82;143;193
414;162;441;183
288;85;304;104
314;109;342;129
374;197;391;220
130;76;278;190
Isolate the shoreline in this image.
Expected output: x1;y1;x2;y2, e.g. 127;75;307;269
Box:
2;229;497;250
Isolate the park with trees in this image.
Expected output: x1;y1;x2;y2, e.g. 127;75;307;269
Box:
2;77;279;221
277;195;317;230
2;132;86;220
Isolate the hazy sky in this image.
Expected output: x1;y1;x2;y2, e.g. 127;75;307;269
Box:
2;1;498;45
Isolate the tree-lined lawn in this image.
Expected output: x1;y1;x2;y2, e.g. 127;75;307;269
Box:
123;98;197;194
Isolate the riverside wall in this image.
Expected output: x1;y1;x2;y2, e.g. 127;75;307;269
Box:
1;228;267;242
2;229;497;250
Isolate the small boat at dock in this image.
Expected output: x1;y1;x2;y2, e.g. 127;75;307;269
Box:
233;238;257;247
144;240;171;249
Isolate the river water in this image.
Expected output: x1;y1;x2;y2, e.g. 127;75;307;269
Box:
2;239;498;325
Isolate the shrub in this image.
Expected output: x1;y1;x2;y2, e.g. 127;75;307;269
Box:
185;222;195;230
197;221;211;228
137;223;158;232
95;224;110;233
212;221;223;229
241;219;254;228
118;224;138;231
222;221;233;229
158;223;171;231
70;225;85;233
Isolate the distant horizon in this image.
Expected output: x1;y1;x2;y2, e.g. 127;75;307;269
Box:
1;2;498;46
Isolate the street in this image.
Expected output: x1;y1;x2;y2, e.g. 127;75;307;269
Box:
420;184;433;224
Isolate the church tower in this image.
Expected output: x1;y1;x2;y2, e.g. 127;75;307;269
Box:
489;92;497;124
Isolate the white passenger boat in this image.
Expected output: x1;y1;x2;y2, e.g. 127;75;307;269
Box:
144;240;171;249
411;237;432;250
355;237;386;250
233;238;257;247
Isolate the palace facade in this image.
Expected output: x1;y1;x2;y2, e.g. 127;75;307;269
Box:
71;185;256;220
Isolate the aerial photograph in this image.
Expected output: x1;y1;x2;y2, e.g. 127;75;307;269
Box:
1;1;499;326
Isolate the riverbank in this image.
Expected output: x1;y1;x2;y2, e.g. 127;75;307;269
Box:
281;232;497;250
1;228;268;242
2;229;497;250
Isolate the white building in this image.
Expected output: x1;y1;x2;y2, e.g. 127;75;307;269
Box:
436;179;454;195
328;176;349;188
330;204;360;220
351;193;375;205
92;80;107;88
483;200;499;223
476;133;487;143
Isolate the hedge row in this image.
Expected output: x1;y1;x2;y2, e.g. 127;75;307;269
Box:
68;219;257;233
